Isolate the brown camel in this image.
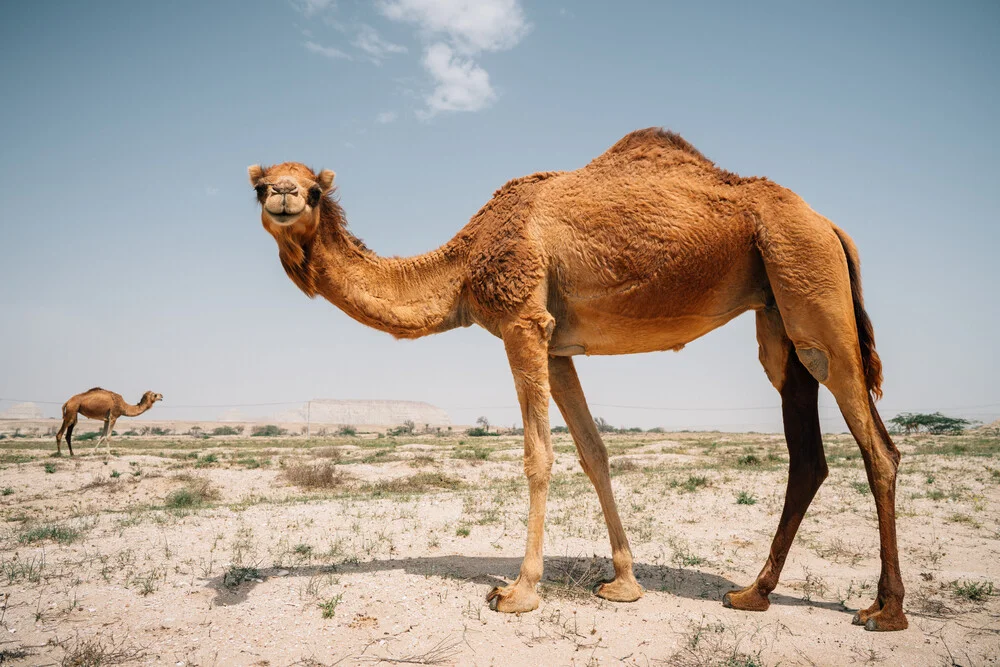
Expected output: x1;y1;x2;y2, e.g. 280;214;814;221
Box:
249;128;906;631
56;388;163;456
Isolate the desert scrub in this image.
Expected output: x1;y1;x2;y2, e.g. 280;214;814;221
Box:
211;425;242;436
952;580;995;602
367;472;464;496
252;424;286;437
164;477;220;508
680;475;709;492
18;522;83;545
319;593;343;618
282;462;351;490
194;453;219;468
224;565;260;588
75;431;101;442
454;446;491;461
1;486;13;496
736;491;757;505
43;462;57;474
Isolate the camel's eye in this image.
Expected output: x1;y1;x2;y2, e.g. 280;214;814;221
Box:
308;186;322;206
255;184;268;200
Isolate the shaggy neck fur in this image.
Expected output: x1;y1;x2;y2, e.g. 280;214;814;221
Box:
279;198;468;339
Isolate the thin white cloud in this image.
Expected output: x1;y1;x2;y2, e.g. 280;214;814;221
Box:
420;43;495;116
294;0;336;17
375;111;399;124
304;41;352;60
379;0;529;117
353;25;407;64
379;0;529;54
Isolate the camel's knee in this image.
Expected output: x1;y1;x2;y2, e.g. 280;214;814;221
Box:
795;348;829;383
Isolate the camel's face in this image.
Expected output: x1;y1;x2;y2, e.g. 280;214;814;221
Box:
249;163;335;239
144;391;163;404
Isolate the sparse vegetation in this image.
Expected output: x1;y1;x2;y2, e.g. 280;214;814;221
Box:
252;424;286;437
319;593;343;618
282;462;350;490
18;523;83;545
736;491;757;505
211;425;242;436
164;477;220;508
952;579;995;602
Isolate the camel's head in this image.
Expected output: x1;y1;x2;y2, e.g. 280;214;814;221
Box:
248;162;336;241
142;391;163;405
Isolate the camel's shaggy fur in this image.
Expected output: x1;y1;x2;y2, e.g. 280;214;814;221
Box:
56;387;162;456
249;127;906;631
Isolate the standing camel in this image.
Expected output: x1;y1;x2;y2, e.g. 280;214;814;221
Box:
249;128;906;631
56;388;163;456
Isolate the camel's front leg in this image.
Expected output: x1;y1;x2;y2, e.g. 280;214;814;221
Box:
487;315;554;613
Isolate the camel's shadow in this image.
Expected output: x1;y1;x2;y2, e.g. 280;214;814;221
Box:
206;554;846;615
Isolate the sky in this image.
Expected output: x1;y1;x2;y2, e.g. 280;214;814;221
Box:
1;0;998;432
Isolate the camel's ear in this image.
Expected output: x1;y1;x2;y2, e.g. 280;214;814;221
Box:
318;169;336;192
248;165;265;187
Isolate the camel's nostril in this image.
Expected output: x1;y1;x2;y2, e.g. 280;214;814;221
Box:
273;182;298;195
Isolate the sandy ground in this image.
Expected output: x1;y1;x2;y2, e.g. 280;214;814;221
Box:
0;429;997;666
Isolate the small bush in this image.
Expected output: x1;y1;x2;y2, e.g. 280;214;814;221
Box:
551;425;569;434
224;565;259;588
737;453;761;467
465;427;499;437
43;462;56;474
387;420;416;436
282;463;350;490
952;580;995;602
455;526;471;537
252;424;285;437
736;491;757;505
150;427;172;436
319;593;343;618
338;425;357;436
211;425;242;436
194;453;219;468
851;481;869;495
75;431;100;442
164;478;220;509
1;487;13;496
110;470;121;478
455;446;491;460
681;475;709;493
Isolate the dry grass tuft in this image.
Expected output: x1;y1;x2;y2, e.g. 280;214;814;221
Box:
59;632;146;666
369;472;464;495
282;463;352;490
164;476;220;508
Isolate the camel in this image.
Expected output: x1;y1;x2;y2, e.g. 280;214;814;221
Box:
249;128;906;631
56;388;163;456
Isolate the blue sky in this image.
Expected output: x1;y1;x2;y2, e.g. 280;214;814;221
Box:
1;0;997;431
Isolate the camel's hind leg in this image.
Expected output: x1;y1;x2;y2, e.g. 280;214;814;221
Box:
724;308;827;612
754;215;906;630
549;356;643;602
57;412;77;456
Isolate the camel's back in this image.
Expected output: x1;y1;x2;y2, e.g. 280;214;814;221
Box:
71;389;119;419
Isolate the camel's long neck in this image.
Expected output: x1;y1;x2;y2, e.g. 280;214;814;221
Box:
305;228;469;339
123;400;152;417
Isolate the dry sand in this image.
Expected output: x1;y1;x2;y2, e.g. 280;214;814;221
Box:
0;429;997;665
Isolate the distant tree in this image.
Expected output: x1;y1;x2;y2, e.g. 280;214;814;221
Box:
476;416;491;433
888;412;973;435
594;417;617;434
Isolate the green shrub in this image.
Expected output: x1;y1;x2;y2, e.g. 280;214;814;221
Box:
75;431;100;442
43;462;56;474
736;491;757;505
338;425;357;436
211;425;241;436
252;425;285;437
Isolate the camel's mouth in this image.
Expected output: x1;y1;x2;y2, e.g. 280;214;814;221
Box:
265;212;298;225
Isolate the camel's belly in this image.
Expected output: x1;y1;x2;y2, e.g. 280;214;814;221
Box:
549;305;754;356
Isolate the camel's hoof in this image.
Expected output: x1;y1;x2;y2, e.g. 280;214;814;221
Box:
852;612;864;625
862;610;908;632
722;586;770;612
593;578;644;602
486;585;539;614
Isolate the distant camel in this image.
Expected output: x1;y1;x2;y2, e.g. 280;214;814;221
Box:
56;388;162;456
249;128;906;631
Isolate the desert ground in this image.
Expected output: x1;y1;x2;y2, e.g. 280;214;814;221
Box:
0;422;997;666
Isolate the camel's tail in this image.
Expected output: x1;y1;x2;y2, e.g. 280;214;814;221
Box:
834;226;883;401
